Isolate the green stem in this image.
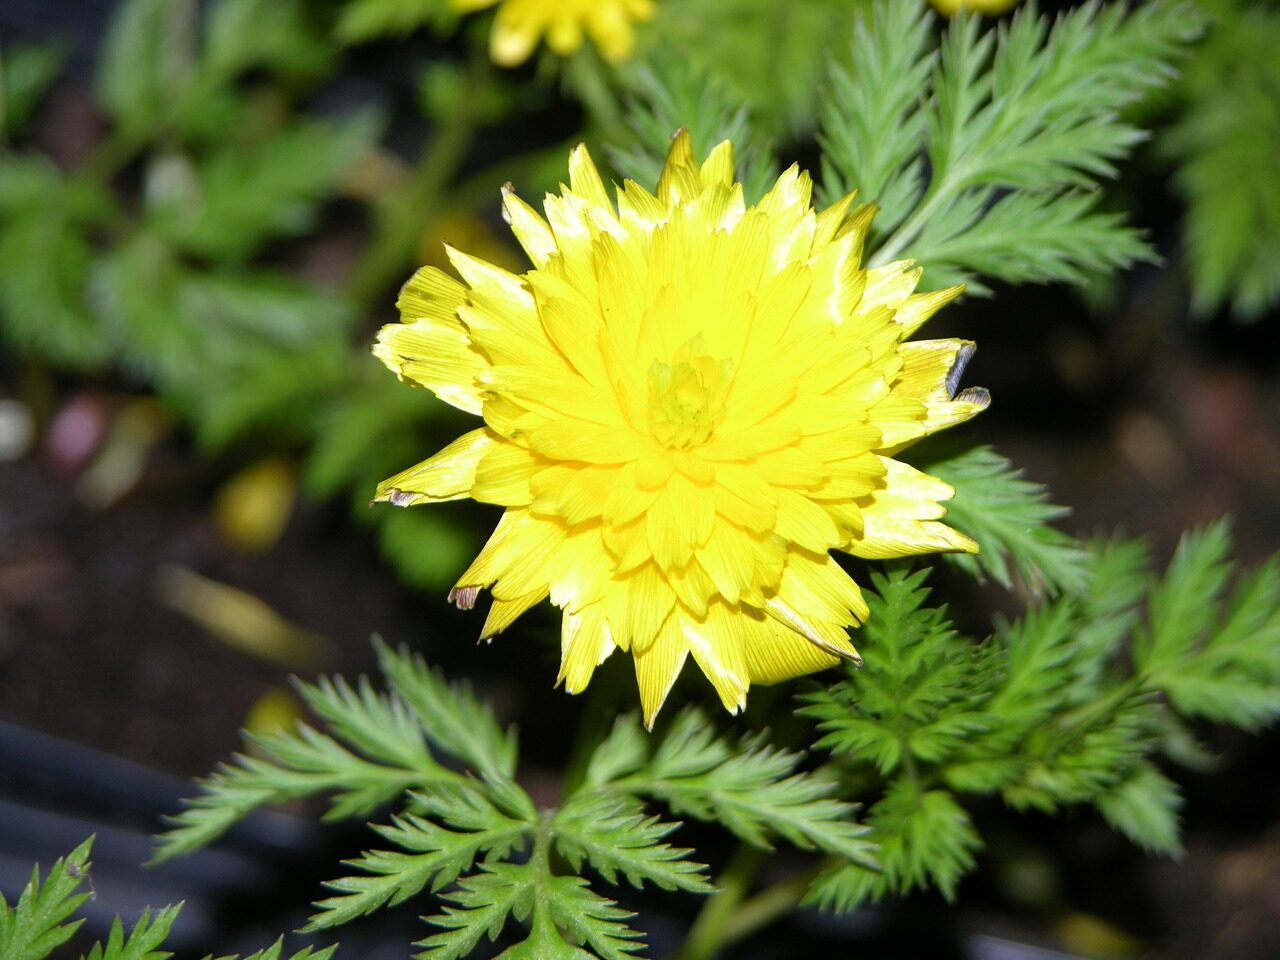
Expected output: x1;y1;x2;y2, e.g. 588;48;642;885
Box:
345;50;492;309
710;863;827;950
564;49;623;135
866;174;961;269
670;845;762;960
672;848;831;960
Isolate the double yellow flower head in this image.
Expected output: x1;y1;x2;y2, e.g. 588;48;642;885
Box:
375;134;987;725
451;0;1020;68
453;0;655;66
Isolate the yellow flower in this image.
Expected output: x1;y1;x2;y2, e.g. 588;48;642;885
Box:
929;0;1020;16
453;0;655;66
374;133;988;726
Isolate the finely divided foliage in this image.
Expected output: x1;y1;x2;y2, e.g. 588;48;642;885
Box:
154;643;872;958
802;522;1280;908
923;445;1090;596
819;0;1204;293
0;839;330;960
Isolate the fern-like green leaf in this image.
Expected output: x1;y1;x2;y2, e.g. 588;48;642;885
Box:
0;838;93;960
924;445;1090;596
817;0;932;235
152;111;381;263
207;939;338;960
536;875;644;960
593;711;875;865
335;0;455;44
1160;4;1280;320
1138;522;1280;729
553;793;712;893
415;865;525;960
646;0;871;140
806;780;980;911
153;652;493;863
307;784;528;931
820;0;1203;292
83;906;182;960
802;567;986;775
375;640;519;783
607;49;776;202
416;863;644;960
95;0;195;135
1;41;66;138
202;0;332;81
1096;761;1183;856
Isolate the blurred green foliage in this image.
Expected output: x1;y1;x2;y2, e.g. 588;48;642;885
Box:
0;0;1272;600
2;2;1280;957
1159;0;1280;320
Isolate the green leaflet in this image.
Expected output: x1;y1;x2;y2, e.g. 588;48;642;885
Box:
1161;2;1280;320
820;0;1202;293
922;445;1090;596
801;523;1280;907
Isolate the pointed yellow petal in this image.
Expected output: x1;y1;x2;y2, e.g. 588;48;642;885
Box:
374;429;495;506
699;141;736;189
657;130;702;206
373;316;487;415
634;616;688;728
846;457;978;559
740;611;844;685
558;603;616;693
894;284;965;336
502;185;558;269
568;143;613;211
482;587;548;638
397;265;467;322
470;439;541;505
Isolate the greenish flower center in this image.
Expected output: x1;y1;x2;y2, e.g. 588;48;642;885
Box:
647;340;734;449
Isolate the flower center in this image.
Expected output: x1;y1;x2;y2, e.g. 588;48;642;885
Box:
647;339;733;450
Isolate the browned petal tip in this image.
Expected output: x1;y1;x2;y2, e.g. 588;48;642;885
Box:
386;489;416;507
956;386;991;409
449;586;481;610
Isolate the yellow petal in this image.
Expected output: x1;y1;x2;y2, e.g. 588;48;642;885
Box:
482;587;548;638
373;317;487;415
558;603;616;693
502;185;558;269
684;604;748;714
397;265;467;323
375;429;495;506
846;456;978;559
740;609;844;685
634;615;688;728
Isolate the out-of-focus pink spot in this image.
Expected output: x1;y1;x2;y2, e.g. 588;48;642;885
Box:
44;393;110;474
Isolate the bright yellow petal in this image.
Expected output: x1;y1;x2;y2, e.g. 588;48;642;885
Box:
375;429;495;506
558;603;616;693
634;614;687;728
846;457;978;559
373;318;487;416
376;134;986;724
741;610;846;685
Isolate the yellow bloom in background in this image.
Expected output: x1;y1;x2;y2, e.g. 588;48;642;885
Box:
453;0;655;66
929;0;1021;16
374;132;989;725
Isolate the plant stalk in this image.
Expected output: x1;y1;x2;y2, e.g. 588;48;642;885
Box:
346;50;492;309
672;847;831;960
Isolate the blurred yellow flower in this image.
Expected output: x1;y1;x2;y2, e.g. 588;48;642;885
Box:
374;133;988;725
930;0;1021;16
453;0;654;66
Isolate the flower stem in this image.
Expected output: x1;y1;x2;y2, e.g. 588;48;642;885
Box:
345;50;492;309
671;844;762;960
673;847;829;960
